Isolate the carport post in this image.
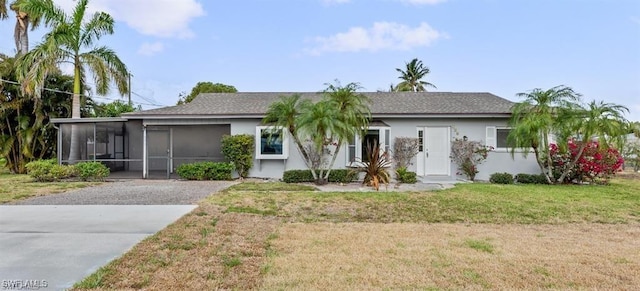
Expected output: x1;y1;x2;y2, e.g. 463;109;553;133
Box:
143;125;147;178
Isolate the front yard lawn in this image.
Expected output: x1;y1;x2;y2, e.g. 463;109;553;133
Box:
73;179;640;290
211;179;640;224
0;173;99;204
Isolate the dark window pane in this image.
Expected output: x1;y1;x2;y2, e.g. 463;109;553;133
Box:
260;129;283;155
497;129;511;148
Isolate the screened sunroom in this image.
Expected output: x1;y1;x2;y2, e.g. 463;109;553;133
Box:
51;117;230;179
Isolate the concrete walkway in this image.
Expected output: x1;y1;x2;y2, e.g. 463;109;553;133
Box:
0;205;196;290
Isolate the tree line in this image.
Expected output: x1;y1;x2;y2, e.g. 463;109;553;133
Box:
1;0;134;173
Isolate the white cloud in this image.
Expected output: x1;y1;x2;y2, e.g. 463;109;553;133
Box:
305;22;446;55
56;0;205;39
137;42;165;56
398;0;448;5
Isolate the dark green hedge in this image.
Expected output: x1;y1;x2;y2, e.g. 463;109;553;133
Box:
176;162;234;180
489;172;514;184
282;169;358;183
515;173;548;184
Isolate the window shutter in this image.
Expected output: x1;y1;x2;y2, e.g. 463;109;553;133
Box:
486;126;497;148
384;129;390;154
346;136;356;166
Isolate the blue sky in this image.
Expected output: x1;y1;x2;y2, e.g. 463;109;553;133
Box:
1;0;639;121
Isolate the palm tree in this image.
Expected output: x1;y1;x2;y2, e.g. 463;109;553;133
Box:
395;58;436;92
263;94;318;177
1;0;44;55
555;101;629;182
508;85;581;183
16;0;129;162
314;81;371;182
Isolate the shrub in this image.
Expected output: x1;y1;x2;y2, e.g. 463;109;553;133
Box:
395;167;418;184
282;170;314;183
328;169;358;183
221;134;254;178
450;138;493;181
25;159;76;182
75;162;110;181
489;172;514;184
548;140;624;183
515;173;548;184
282;169;357;183
392;137;420;169
352;142;392;191
176;162;234;180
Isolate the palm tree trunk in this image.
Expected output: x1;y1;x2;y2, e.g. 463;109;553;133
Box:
290;132;318;180
557;143;588;183
323;137;343;180
532;145;552;184
14;11;29;54
68;65;82;163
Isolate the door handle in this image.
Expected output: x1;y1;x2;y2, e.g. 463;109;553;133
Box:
426;151;429;158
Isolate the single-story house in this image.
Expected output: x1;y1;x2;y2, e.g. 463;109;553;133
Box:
51;92;539;180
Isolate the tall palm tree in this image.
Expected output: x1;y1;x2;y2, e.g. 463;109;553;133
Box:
508;85;581;183
1;0;44;55
395;58;436;92
16;0;129;162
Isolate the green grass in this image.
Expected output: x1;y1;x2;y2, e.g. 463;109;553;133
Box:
0;173;99;204
464;239;495;253
208;179;640;224
226;181;317;192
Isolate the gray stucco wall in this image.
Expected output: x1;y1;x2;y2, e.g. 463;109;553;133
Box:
384;118;539;181
230;117;539;181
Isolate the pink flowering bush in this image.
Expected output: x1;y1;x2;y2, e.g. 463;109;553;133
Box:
450;138;493;181
548;140;624;184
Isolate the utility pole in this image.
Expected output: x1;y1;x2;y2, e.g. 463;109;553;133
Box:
128;73;132;106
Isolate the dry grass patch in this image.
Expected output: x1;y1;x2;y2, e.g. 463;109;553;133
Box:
0;173;98;203
72;202;280;290
263;223;640;290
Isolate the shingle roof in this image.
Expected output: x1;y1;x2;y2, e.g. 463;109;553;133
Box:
124;92;514;117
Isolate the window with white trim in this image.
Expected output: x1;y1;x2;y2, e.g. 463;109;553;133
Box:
346;126;390;166
255;126;289;159
486;126;512;150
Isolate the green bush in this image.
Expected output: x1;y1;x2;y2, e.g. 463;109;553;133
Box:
515;173;548;184
25;159;77;182
395;167;418;184
282;170;315;183
176;162;234;180
75;162;110;181
328;169;358;183
221;134;254;178
282;169;357;183
489;172;514;184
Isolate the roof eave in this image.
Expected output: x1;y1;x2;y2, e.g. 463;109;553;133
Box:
50;117;128;124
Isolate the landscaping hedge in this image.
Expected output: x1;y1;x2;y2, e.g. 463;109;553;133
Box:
489;172;514;184
395;167;418;184
176;162;234;180
75;162;110;181
282;169;358;183
25;159;77;182
515;173;549;184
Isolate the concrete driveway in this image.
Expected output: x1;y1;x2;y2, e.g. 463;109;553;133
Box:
0;180;233;290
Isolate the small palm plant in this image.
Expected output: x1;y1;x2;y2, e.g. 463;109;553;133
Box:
352;142;392;191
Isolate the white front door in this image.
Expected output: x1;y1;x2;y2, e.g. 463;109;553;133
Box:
416;127;450;176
